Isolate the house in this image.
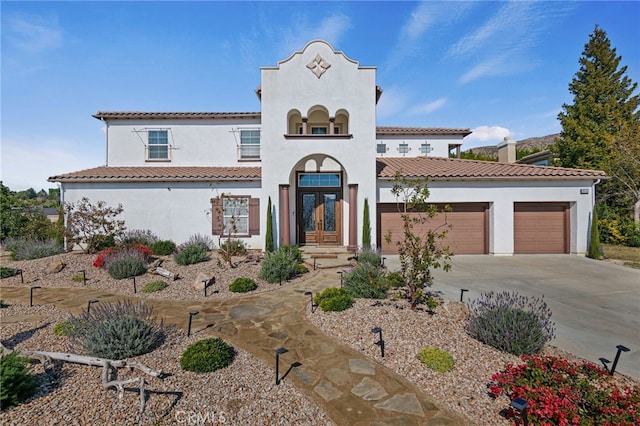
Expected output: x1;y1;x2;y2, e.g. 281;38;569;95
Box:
49;40;606;255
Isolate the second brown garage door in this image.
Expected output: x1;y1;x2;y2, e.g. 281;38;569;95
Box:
514;202;569;254
378;203;489;254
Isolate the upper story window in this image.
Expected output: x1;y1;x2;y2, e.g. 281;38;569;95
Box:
148;130;169;160
239;129;260;160
420;143;433;155
377;143;388;155
397;143;410;155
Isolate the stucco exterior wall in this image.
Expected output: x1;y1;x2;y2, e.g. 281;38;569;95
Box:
375;135;460;158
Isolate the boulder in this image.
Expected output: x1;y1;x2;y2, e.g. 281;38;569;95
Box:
192;272;215;291
44;261;66;274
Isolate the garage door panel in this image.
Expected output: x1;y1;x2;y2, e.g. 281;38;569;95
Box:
514;203;569;254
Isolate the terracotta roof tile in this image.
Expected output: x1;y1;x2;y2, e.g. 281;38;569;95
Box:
376;157;606;180
93;112;261;120
48;166;261;183
376;127;472;137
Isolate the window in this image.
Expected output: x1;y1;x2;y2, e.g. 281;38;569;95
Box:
148;130;169;160
397;143;410;155
240;129;260;160
420;143;433;155
212;196;260;237
298;173;341;187
311;126;328;135
377;143;388;154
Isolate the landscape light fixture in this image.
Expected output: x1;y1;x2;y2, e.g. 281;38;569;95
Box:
131;277;137;294
275;347;289;385
18;268;24;284
313;258;317;270
78;270;87;286
304;291;317;313
381;257;386;268
510;397;529;426
29;286;41;307
460;289;468;302
371;327;385;358
203;280;209;297
600;344;630;376
187;311;199;337
337;271;344;288
87;299;99;313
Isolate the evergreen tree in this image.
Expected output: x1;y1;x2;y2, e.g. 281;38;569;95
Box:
587;206;601;259
265;196;274;253
555;25;639;172
362;198;371;249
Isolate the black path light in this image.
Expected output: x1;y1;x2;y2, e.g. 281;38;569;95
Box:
275;347;289;385
87;299;99;313
78;270;87;286
460;289;468;302
371;327;385;358
510;397;529;426
187;311;199;337
29;286;41;307
337;271;344;288
313;257;317;270
304;291;317;313
382;257;386;268
18;268;24;284
131;276;137;294
600;344;631;376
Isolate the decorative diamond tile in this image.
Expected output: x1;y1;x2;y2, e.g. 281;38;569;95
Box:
306;53;331;78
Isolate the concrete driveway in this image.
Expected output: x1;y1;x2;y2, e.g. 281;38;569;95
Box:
385;255;640;379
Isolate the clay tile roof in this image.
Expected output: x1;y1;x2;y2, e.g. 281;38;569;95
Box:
376;127;472;137
93;112;261;120
48;166;261;183
376;157;607;181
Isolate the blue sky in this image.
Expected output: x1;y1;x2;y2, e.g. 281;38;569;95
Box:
1;1;639;191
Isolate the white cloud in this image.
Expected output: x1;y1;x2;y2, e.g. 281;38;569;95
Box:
466;126;512;143
376;87;409;121
0;138;101;191
409;97;447;115
5;14;63;54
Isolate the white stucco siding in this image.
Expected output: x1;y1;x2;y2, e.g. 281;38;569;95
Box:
377;179;596;255
61;181;263;248
106;118;260;166
375;135;463;158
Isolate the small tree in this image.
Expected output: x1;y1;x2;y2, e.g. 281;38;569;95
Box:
265;196;274;253
385;171;452;310
587;206;601;259
362;198;371;249
64;197;125;253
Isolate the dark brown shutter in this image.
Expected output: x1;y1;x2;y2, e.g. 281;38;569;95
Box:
211;197;222;235
248;197;260;235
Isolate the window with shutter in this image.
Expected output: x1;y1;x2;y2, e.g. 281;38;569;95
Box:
211;196;259;237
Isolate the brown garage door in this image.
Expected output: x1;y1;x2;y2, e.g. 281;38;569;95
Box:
378;203;489;255
514;202;569;254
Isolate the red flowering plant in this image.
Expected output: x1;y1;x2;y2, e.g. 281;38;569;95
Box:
489;354;640;425
93;244;153;268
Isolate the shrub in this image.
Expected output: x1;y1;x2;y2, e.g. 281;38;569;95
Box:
174;242;210;266
357;247;382;267
67;300;163;359
229;277;257;293
142;280;168;293
314;287;354;312
53;320;74;336
343;262;389;299
87;234;117;254
119;229;158;247
466;291;555;356
385;271;405;288
296;263;309;274
219;239;247;256
70;274;85;283
490;355;640;425
7;239;63;260
180;338;236;373
105;249;147;279
0;350;37;410
0;267;19;279
185;233;215;250
63;198;125;254
418;347;455;373
150;240;176;256
93;244;153;268
259;245;303;283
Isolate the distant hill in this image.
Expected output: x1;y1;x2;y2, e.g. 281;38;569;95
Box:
466;133;560;157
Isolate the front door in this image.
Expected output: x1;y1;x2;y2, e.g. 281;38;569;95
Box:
299;191;341;245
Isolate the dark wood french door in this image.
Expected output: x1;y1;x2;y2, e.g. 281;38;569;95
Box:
298;191;341;245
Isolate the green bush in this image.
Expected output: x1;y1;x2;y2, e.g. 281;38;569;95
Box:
67;300;163;359
0;267;19;279
219;239;247;256
142;280;168;293
357;247;382;267
418;347;455;373
314;287;354;312
150;240;176;256
7;239;63;260
105;249;147;279
466;291;556;356
53;320;74;336
186;234;215;250
119;229;158;246
296;263;309;274
0;350;37;410
70;274;85;283
88;234;116;253
174;242;210;266
385;271;405;288
259;245;303;283
180;338;236;373
228;277;257;293
343;263;389;299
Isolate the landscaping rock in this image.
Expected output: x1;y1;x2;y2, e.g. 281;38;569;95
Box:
44;260;66;274
192;272;215;290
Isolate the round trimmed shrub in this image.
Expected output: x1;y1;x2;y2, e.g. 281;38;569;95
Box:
0;267;19;279
180;338;235;373
53;320;74;336
229;277;257;293
150;240;176;256
314;287;354;312
466;291;556;356
296;263;309;274
418;347;455;372
0;350;37;410
142;280;168;293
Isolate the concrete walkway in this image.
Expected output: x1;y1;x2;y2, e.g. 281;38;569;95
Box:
0;267;465;426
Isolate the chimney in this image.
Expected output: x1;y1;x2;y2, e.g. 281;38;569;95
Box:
497;137;516;163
